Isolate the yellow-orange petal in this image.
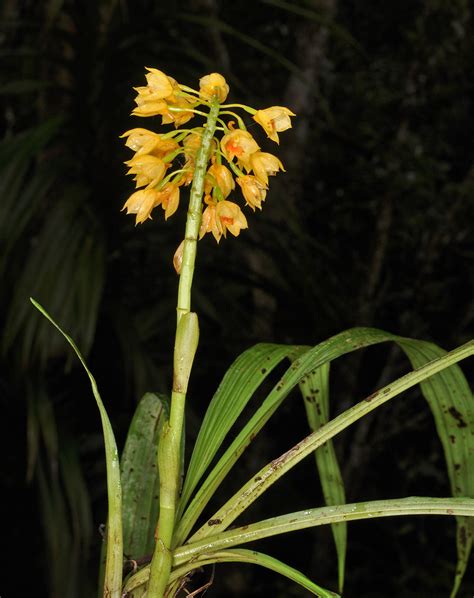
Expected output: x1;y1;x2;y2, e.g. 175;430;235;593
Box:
144;67;174;98
122;188;161;225
236;175;267;211
249;151;285;186
252;106;295;143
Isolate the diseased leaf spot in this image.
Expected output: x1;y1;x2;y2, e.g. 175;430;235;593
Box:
448;406;467;428
208;518;222;526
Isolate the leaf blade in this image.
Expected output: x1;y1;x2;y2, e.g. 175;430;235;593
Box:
30;298;123;597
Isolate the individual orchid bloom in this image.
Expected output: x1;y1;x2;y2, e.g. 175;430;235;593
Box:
125;154;167;188
155;183;180;220
121;128;179;158
199;199;248;242
199;73;229;103
253;106;295;143
236;175;268;211
205;163;235;199
221;129;260;170
249;151;285;186
143;67;175;99
121;188;161;224
216;200;248;238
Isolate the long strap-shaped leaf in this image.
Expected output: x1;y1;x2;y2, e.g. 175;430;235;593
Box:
123;548;339;598
189;339;474;541
178;343;305;515
176;328;399;545
396;338;474;597
175;343;308;541
125;497;474;594
176;329;404;546
174;497;474;564
298;362;346;593
299;333;474;596
31;299;123;598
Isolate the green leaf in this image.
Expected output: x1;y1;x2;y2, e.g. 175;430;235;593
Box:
179;329;386;546
298;362;346;593
300;334;474;597
124;548;339;598
175;343;307;545
121;393;169;559
395;338;474;597
172;549;339;598
30;298;123;598
189;336;474;541
173;497;474;565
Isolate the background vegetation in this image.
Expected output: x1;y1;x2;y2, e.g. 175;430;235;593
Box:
1;0;473;596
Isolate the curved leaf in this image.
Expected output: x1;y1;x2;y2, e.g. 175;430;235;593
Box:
171;548;339;598
175;343;307;544
178;343;304;514
298;362;346;593
31;298;123;598
123;548;339;598
189;338;474;540
300;334;474;597
178;328;391;545
174;497;474;565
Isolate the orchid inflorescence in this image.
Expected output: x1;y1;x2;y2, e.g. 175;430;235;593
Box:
121;69;294;245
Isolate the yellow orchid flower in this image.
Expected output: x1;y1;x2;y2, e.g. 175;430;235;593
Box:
121;188;161;225
143;67;175;98
204;163;235;199
236;175;267;211
121;128;179;158
199;199;248;242
199;73;229;103
221;129;260;170
249;151;285;186
253;106;295;143
216;200;248;237
125;154;167;188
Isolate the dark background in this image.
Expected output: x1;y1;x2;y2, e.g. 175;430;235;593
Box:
1;0;473;596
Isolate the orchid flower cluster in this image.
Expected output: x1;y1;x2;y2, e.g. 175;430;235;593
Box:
121;69;294;246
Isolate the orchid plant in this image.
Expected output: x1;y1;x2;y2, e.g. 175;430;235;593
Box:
33;69;474;598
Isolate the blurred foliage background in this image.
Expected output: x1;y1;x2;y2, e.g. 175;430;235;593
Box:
1;0;473;596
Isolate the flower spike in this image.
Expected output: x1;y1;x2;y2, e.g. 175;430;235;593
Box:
121;68;294;250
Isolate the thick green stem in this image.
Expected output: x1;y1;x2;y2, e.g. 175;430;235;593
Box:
146;95;221;597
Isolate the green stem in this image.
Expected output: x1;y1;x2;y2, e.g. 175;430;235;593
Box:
146;95;221;597
176;95;221;323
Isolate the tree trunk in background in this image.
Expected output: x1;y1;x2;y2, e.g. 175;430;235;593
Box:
249;0;337;339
